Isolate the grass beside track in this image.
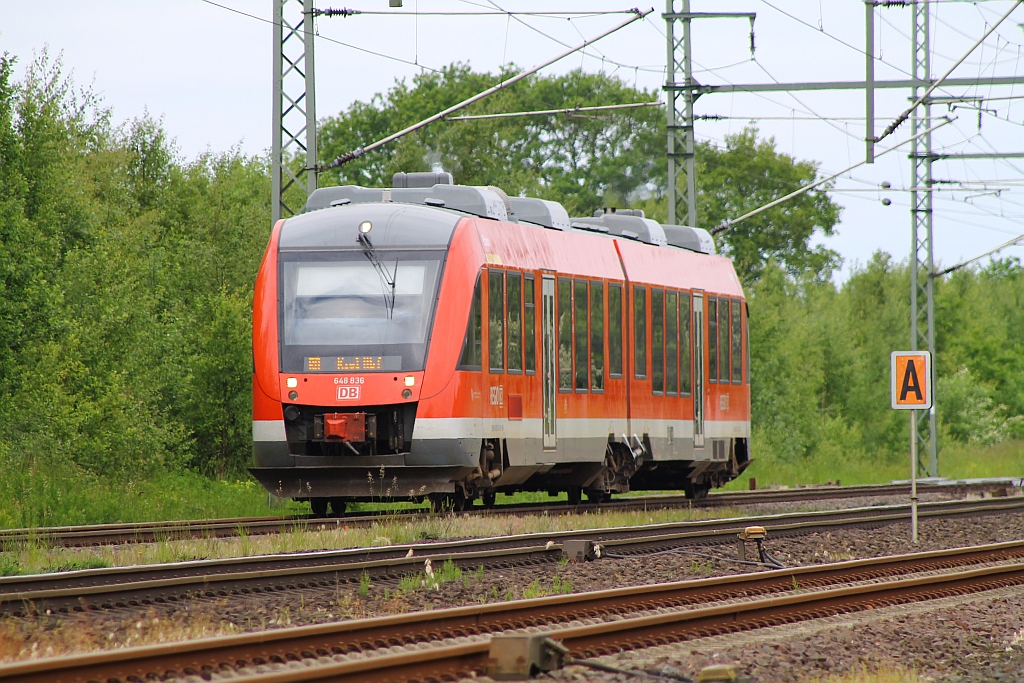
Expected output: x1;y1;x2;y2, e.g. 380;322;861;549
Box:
0;467;306;529
727;439;1024;489
0;505;747;576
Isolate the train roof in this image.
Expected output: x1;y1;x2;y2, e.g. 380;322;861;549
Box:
303;172;717;256
279;202;461;250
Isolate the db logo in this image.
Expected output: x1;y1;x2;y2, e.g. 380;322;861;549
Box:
337;386;361;400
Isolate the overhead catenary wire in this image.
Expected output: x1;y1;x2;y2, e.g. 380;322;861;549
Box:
321;7;653;170
934;230;1024;276
470;0;665;75
874;0;1023;144
713;117;956;235
199;0;445;72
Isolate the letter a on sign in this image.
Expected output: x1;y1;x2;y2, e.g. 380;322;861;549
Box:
890;351;932;410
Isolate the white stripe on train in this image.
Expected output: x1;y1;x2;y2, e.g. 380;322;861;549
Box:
252;417;749;444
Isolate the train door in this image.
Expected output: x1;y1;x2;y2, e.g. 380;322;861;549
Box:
541;275;556;450
692;292;706;449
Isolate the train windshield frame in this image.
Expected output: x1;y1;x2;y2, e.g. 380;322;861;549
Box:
278;249;446;373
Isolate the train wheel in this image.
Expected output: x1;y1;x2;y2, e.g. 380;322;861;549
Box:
328;498;347;517
585;490;606;505
428;493;447;513
684;482;710;500
309;498;329;517
482;491;497;509
566;487;582;506
451;489;467;512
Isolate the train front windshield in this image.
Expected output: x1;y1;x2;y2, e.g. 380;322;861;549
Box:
280;251;444;373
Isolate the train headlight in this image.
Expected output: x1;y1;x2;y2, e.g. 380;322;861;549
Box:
359;221;373;234
404;376;415;387
286;377;298;388
402;389;412;399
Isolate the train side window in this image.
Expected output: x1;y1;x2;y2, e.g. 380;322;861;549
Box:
708;296;718;383
507;272;523;374
608;284;623;378
731;298;743;384
558;277;572;391
633;285;647;379
590;281;604;392
457;273;482;370
666;290;678;396
524;275;536;374
652;288;665;394
488;270;505;373
574;280;588;392
680;292;691;395
719;297;730;382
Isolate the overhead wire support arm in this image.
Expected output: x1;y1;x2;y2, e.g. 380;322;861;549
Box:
446;101;661;122
682;75;1024;94
320;8;654;171
712;117;955;235
314;8;643;17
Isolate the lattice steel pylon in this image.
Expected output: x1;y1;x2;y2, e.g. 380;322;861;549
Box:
272;0;318;224
909;0;938;477
665;0;697;227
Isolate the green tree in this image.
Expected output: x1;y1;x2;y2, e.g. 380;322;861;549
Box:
319;64;665;216
696;130;842;283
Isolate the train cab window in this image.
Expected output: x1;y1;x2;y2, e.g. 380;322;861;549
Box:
507;272;523;373
574;280;588;392
457;274;483;370
719;297;731;383
608;284;623;378
652;288;665;394
666;291;678;396
708;297;718;383
680;292;691;395
731;298;743;384
524;275;536;374
633;285;647;379
558;278;572;391
590;281;604;392
488;270;505;373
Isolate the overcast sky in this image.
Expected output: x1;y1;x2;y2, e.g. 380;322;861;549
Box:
3;1;1024;281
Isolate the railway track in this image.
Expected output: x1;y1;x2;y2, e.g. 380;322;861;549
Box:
0;479;1015;548
3;539;1023;683
1;495;1021;617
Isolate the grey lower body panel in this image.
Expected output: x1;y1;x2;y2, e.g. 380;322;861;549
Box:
254;440;293;468
248;464;474;499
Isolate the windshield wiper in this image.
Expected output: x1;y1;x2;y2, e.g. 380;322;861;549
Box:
358;232;397;319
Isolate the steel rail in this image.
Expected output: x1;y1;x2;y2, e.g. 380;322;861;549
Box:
1;480;1014;548
0;496;1020;617
3;540;1024;683
185;561;1024;683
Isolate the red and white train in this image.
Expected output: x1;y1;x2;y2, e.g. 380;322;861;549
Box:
251;172;750;514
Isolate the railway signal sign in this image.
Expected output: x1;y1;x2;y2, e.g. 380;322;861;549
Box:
890;351;932;410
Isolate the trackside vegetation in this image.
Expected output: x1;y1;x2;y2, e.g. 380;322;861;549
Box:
0;54;1020;527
